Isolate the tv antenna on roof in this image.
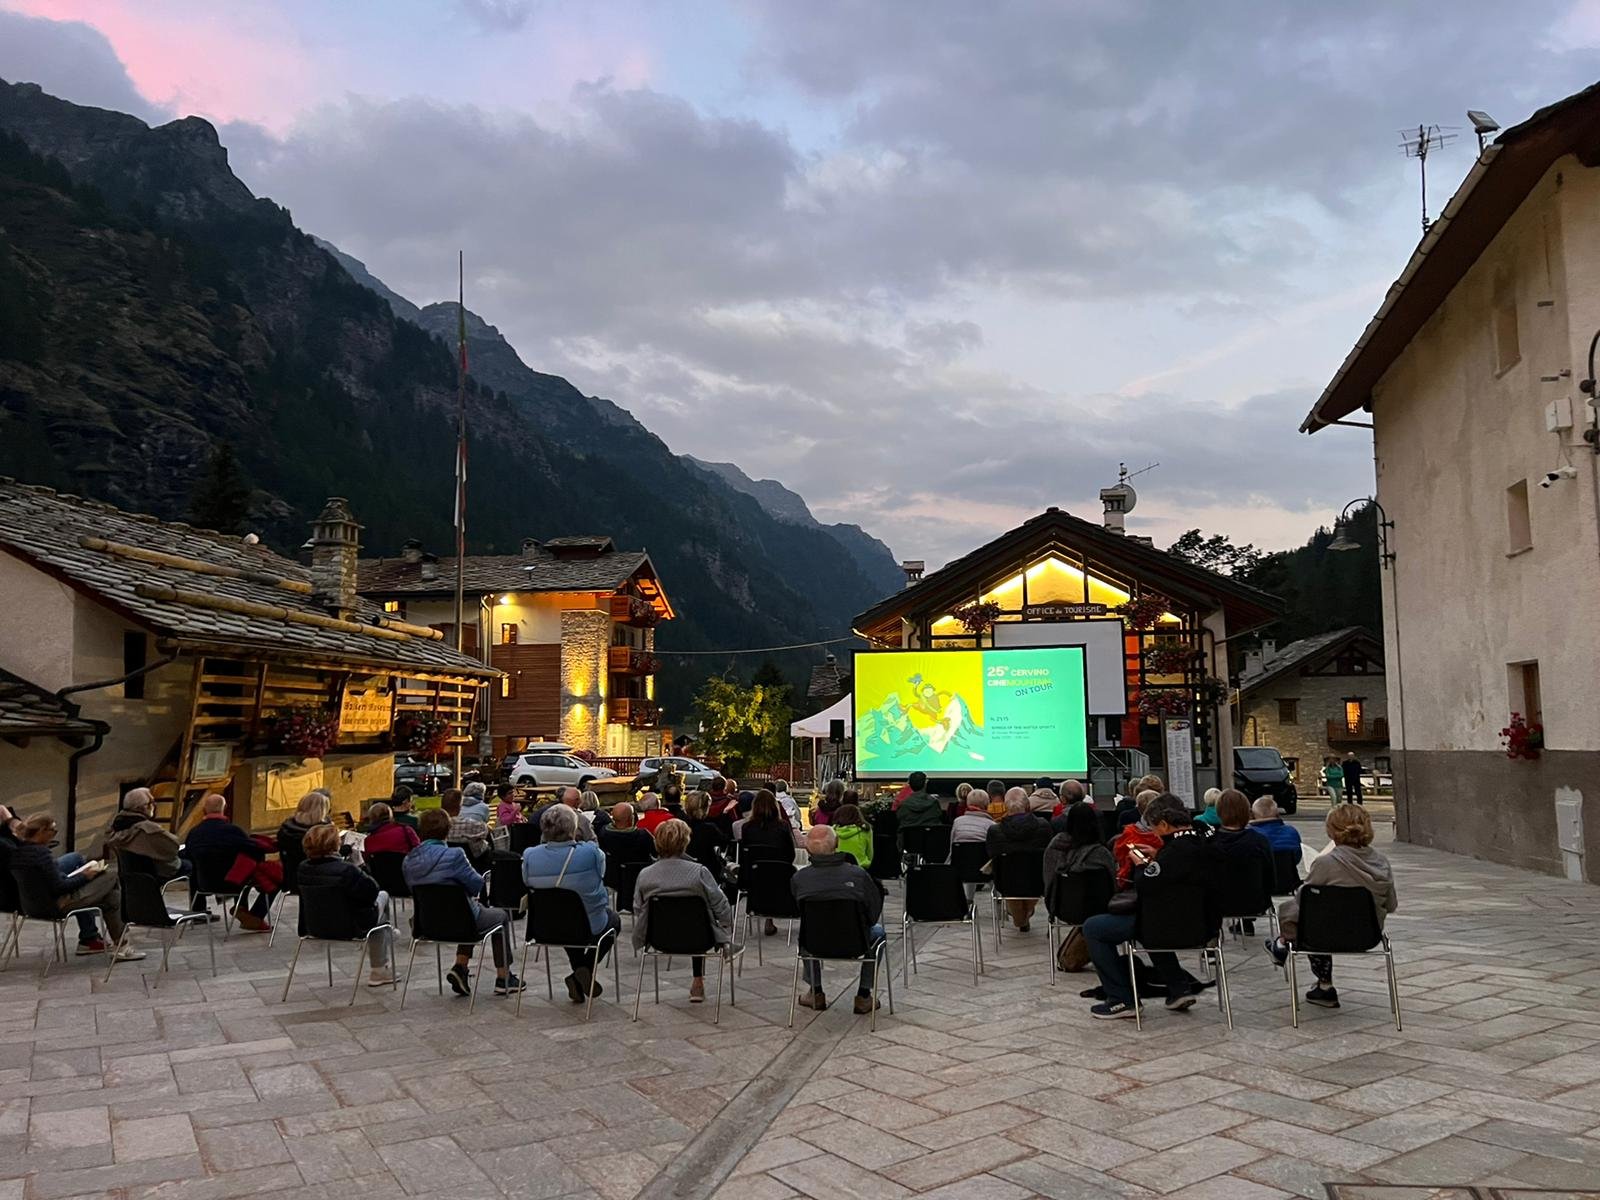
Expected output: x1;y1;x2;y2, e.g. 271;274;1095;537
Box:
1119;461;1160;485
1399;123;1458;235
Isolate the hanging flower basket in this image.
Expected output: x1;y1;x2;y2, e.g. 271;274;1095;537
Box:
629;597;660;627
1143;640;1196;675
395;712;452;758
1137;689;1191;718
950;600;1003;634
267;706;340;759
1499;713;1544;760
1115;592;1173;630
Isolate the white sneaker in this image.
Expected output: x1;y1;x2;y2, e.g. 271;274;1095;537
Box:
113;947;147;962
367;969;395;987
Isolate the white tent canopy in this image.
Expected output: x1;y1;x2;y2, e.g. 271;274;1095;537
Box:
791;695;850;740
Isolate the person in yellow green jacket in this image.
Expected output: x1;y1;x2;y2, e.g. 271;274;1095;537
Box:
831;800;874;869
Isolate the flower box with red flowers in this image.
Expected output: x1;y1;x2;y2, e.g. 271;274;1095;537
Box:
395;713;452;758
950;600;1003;634
267;706;340;759
1499;713;1544;760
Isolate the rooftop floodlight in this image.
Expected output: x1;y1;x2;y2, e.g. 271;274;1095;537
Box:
1468;109;1500;151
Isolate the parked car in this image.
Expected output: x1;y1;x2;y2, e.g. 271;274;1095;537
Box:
500;742;573;777
632;755;719;792
506;749;615;789
393;753;452;793
1232;746;1298;814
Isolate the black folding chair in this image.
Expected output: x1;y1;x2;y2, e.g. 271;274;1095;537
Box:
901;864;983;985
188;848;272;942
109;852;213;982
281;880;395;1005
868;811;902;882
788;897;893;1031
508;823;540;855
611;860;649;918
1271;849;1301;895
401;884;503;1014
632;894;744;1024
10;865;111;979
1126;885;1231;1031
1287;884;1401;1031
949;842;989;888
1217;859;1277;942
1046;868;1112;984
989;849;1045;948
268;838;309;949
364;852;412;942
900;825;951;869
518;888;620;1021
488;857;528;915
0;844;24;970
735;859;798;966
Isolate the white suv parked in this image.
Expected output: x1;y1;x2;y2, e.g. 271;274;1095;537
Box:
507;751;615;788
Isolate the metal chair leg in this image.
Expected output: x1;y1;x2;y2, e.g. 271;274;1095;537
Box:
869;954;880;1033
1288;948;1300;1028
516;940;534;1017
326;942;334;989
1385;939;1402;1031
282;938;307;1003
972;917;981;986
104;924;132;983
633;952;648;1021
1126;943;1142;1030
713;953;725;1024
399;938;421;1010
348;940;369;1007
653;954;660;1004
883;939;894;1015
1215;943;1233;1031
467;936;489;1015
435;944;443;995
787;955;802;1027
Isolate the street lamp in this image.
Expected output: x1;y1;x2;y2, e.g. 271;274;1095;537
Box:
1329;498;1395;567
1330;496;1408;830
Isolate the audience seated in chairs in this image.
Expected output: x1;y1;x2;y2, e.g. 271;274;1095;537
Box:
985;788;1053;931
388;786;420;829
1194;786;1224;829
1212;788;1276;935
1082;794;1217;1020
441;789;491;861
101;788;200;913
1111;790;1165;889
185;793;281;931
735;791;798;866
1249;796;1303;857
637;793;671;835
1266;803;1398;1011
581;789;611;835
830;801;873;869
791;825;885;1015
277;790;331;893
809;780;845;827
299;822;394;987
522;804;620;1003
403;809;523;996
1027;778;1061;818
599;803;657;867
460;782;491;824
555;787;598;843
1049;780;1091;833
950;788;996;844
1043;802;1115;913
11;813;145;961
894;771;944;842
681;792;731;883
495;784;524;829
632;818;734;1004
362;803;419;856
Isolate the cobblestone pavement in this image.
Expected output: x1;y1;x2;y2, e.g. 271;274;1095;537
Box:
4;834;1600;1200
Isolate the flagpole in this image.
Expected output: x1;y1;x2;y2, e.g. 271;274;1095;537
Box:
453;250;468;787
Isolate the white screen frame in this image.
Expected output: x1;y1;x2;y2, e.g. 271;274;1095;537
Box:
992;618;1127;714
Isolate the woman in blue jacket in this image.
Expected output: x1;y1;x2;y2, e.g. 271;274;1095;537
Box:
523;804;620;1002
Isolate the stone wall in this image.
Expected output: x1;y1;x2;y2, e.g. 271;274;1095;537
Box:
559;608;611;752
1241;671;1389;787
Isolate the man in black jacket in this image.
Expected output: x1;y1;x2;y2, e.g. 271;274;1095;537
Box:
1081;794;1219;1019
297;823;394;987
791;826;885;1014
184;794;280;929
986;790;1053;931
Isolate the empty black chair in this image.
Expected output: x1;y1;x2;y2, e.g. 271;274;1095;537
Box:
278;838;307;895
900;825;951;868
1287;884;1401;1030
788;897;893;1031
1217;860;1277;941
612;860;649;917
401;883;503;1014
508;823;540;855
736;859;798;965
901;864;982;985
10;864;110;978
631;894;744;1024
0;843;24;970
989;850;1045;948
518;888;620;1021
364;851;412;940
949;842;988;886
1271;849;1301;895
280;880;395;1005
1045;869;1113;984
1126;884;1231;1031
488;857;528;915
110;851;213;982
867;810;901;881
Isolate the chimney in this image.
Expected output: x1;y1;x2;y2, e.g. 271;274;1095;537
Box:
1261;639;1278;665
1243;649;1263;677
521;537;542;559
400;538;424;564
901;559;925;587
309;497;362;617
419;553;439;583
1099;483;1132;534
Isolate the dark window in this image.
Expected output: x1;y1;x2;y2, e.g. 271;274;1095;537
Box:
1277;698;1299;725
123;632;148;699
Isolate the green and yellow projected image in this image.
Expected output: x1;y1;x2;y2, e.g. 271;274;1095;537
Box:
853;647;1089;778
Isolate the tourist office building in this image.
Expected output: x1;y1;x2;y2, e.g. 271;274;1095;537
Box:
851;506;1281;802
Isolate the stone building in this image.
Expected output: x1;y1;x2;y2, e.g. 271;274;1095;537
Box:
358;537;674;757
1236;628;1389;791
0;483;494;848
1301;80;1600;882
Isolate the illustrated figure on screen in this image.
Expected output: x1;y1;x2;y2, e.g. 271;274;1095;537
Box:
905;675;986;761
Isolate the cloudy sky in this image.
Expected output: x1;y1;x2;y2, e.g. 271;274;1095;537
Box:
5;1;1598;567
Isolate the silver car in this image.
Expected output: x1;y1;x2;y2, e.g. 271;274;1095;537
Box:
633;755;718;791
507;751;616;788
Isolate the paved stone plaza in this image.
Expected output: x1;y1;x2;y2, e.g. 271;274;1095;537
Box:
4;829;1600;1200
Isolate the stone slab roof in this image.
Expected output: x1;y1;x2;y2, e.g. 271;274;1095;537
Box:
0;480;495;679
1237;626;1381;694
0;667;102;739
359;548;653;599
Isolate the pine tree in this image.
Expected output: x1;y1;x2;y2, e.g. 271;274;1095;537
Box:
189;444;252;534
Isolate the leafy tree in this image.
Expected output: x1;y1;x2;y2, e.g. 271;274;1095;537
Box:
692;670;794;775
1167;529;1261;577
189;443;252;533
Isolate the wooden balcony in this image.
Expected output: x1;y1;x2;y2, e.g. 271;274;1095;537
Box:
609;594;660;627
607;645;658;675
609;697;661;729
1327;717;1389;746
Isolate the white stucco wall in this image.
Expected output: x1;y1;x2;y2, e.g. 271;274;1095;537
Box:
1372;156;1600;755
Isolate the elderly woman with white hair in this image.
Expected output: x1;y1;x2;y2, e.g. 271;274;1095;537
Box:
1194;787;1223;829
983;787;1054;931
521;803;620;1002
460;781;491;824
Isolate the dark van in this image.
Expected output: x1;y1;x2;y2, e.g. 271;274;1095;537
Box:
1232;746;1298;814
